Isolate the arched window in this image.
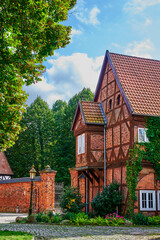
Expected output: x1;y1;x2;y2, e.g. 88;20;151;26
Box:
117;94;120;105
109;99;112;110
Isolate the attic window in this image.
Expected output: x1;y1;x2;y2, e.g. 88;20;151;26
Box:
117;95;120;105
109;99;112;110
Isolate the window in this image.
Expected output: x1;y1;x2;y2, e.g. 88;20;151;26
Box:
78;133;85;155
158;191;160;211
140;190;156;211
138;128;149;143
109;99;112;110
117;94;120;105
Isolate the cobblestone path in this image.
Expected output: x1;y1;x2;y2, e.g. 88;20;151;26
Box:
0;224;160;240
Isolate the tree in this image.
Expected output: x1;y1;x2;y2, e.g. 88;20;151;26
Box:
52;88;94;185
0;0;76;151
6;88;94;183
143;117;160;179
6;97;55;177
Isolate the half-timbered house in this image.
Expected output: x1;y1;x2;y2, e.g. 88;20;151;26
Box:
70;50;160;215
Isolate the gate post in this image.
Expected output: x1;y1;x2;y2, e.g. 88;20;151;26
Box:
39;165;57;212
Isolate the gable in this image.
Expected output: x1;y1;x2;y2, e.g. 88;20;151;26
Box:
94;51;160;117
74;111;86;131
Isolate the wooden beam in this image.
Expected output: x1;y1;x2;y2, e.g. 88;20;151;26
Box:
94;168;104;181
82;171;93;184
89;170;99;183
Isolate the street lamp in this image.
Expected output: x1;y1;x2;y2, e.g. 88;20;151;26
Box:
29;165;36;216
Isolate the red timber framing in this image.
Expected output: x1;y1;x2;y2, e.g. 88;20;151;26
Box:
71;50;160;215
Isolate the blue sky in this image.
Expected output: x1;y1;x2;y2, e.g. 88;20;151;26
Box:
24;0;160;107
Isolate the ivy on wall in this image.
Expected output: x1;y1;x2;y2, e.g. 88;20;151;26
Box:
126;144;143;218
143;117;160;179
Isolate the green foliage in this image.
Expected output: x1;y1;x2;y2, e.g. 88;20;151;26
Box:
0;231;33;240
142;117;160;179
40;214;50;223
6;97;55;177
1;0;76;151
133;213;149;225
60;186;84;213
50;214;62;224
47;211;55;219
62;212;77;221
68;212;125;226
126;144;143;218
51;88;94;185
71;212;90;226
6;88;94;183
91;181;122;217
148;216;160;225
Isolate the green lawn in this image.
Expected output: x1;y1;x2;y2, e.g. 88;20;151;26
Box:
0;231;33;240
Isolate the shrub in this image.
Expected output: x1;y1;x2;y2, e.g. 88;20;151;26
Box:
40;214;50;223
91;181;122;217
62;212;76;221
48;211;54;219
60;186;84;213
90;216;106;226
70;212;90;226
148;216;160;225
36;212;44;222
133;213;149;225
36;212;50;223
51;214;62;224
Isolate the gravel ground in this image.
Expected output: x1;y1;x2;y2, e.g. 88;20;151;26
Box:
0;224;160;240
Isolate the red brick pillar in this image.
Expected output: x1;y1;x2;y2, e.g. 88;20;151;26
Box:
69;168;78;188
39;165;57;212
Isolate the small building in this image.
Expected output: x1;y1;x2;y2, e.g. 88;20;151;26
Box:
71;50;160;215
0;152;13;180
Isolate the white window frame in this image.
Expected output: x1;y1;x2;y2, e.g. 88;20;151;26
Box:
157;190;160;211
78;133;85;155
140;190;156;211
138;128;149;143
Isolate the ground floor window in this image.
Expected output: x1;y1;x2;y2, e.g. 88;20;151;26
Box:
158;191;160;211
140;190;156;211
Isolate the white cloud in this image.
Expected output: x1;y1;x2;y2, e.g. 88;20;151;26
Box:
74;1;100;25
124;39;154;58
70;28;83;42
71;28;82;36
23;76;65;107
89;7;100;25
124;0;160;13
25;53;103;107
144;18;152;26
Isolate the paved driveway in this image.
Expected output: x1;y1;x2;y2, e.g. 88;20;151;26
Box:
0;213;28;224
0;223;160;240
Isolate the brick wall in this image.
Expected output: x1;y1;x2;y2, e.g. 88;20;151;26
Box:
0;166;56;213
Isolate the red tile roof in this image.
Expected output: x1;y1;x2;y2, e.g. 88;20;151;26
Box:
109;52;160;116
0;152;13;175
80;101;106;125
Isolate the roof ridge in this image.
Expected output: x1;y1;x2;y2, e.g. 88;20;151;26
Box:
109;51;160;63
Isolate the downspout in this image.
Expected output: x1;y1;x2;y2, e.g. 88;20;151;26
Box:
85;174;88;213
104;124;107;188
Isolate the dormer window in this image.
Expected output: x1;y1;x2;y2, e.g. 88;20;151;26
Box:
109;99;112;110
78;133;85;155
138;128;149;143
117;94;120;105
